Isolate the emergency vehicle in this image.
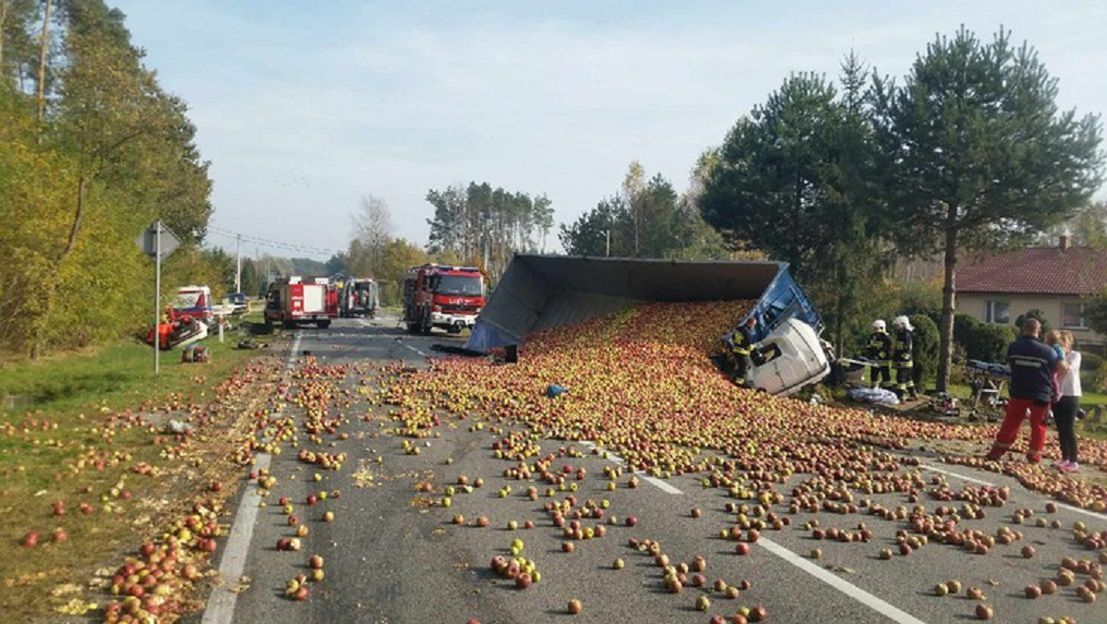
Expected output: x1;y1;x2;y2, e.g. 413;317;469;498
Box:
264;276;339;329
340;278;380;318
403;264;485;334
172;286;214;325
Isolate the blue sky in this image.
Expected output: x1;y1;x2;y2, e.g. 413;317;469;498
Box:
114;1;1107;259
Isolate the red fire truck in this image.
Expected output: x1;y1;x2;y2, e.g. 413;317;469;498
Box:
403;264;486;334
264;276;339;329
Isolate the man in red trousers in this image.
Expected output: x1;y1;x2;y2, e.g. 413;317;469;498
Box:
986;318;1068;463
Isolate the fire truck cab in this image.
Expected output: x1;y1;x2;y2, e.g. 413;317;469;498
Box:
403;264;486;334
264;276;339;329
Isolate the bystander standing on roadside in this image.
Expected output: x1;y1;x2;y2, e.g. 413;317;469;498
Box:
1053;330;1082;472
986;318;1068;463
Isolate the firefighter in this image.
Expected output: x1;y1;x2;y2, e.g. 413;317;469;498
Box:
865;320;893;389
891;315;918;400
729;317;758;386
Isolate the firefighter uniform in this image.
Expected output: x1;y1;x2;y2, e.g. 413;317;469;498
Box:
865;323;893;389
730;323;757;386
891;317;917;400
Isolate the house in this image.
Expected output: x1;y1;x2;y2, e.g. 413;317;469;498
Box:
958;234;1107;353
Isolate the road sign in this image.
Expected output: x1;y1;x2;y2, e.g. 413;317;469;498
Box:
137;220;181;376
136;220;181;259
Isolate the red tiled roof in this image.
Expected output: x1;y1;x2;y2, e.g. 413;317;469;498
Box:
958;246;1107;296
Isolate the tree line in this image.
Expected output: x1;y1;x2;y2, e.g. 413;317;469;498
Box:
0;0;215;357
559;159;730;261
426;182;555;279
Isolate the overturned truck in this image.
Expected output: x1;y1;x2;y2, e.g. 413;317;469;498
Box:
464;255;831;395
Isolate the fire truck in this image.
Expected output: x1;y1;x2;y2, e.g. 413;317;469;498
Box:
264;276;339;329
403;264;486;334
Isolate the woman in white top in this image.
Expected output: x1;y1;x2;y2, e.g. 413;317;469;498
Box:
1053;330;1081;472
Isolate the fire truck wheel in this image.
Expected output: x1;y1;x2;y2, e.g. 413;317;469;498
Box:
316;320;331;329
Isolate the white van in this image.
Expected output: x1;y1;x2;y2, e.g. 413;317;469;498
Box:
746;318;831;396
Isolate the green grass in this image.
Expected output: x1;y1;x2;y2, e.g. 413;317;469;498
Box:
1;336;250;419
945;383;1107;440
0;330;274;620
946;383;1107;407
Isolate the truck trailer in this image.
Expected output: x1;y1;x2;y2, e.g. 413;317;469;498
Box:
465;255;829;395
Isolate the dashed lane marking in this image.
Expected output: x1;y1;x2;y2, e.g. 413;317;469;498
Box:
201;331;301;624
582;440;927;621
758;537;929;624
639;475;684;494
919;462;1107;522
581;441;683;494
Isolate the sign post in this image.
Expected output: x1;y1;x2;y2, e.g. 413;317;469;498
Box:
136;220;181;375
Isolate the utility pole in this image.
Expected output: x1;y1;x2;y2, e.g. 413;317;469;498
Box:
605;229;611;257
234;233;242;293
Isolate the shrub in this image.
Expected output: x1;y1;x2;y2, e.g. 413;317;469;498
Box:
909;314;940;387
1091;361;1107;394
1015;309;1051;336
1080;351;1103;371
964;323;1017;363
953;313;981;347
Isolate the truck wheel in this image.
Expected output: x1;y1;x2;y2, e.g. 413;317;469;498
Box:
282;320;295;330
317;320;331;329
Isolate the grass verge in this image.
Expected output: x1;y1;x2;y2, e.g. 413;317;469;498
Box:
0;329;280;621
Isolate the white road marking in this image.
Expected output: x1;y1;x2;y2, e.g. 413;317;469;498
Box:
758;537;929;624
918;463;992;486
584;439;930;621
639;474;684;494
200;453;271;624
201;331;301;624
581;441;683;494
919;463;1107;522
406;344;428;357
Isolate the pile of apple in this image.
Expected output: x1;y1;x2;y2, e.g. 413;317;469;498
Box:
100;499;225;622
490;539;542;589
381;301;1107;511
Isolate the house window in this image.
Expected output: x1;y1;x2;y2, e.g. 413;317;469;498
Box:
1062;302;1087;329
985;300;1010;324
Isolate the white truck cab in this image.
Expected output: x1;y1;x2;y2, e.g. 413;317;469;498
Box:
745;318;831;396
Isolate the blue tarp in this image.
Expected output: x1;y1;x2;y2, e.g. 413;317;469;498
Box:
464;254;821;353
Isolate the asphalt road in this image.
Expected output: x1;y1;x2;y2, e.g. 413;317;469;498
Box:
197;317;1107;624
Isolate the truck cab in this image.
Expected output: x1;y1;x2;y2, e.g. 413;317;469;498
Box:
404;264;486;334
744;318;832;396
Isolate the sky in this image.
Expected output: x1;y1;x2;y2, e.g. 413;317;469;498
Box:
113;0;1107;260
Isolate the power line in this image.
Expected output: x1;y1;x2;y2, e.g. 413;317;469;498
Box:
206;226;344;257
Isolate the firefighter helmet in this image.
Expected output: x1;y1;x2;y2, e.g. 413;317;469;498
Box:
892;315;913;331
872;320;886;331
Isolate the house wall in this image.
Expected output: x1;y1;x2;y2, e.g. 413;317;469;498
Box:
958;293;1105;353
